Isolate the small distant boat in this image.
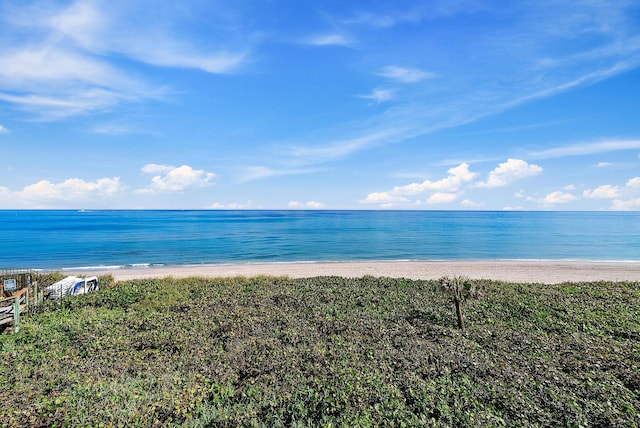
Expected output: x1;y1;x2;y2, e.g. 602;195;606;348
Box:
45;276;99;299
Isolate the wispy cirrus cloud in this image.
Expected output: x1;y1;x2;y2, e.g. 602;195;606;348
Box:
238;166;321;183
44;0;248;73
345;1;483;29
0;125;8;134
529;139;640;159
0;0;249;119
281;2;640;167
378;66;437;83
308;34;351;47
357;88;395;104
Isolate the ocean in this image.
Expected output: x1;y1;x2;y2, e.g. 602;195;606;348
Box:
1;210;639;270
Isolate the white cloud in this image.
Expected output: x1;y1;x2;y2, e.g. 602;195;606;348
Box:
358;88;395;104
393;163;477;194
543;191;577;204
21;177;122;201
530;139;640;159
583;185;620;199
239;166;320;183
595;162;611;168
584;176;640;210
209;201;257;209
46;1;246;73
378;66;437;83
286;127;409;164
427;192;458;204
0;125;8;134
627;177;640;188
139;164;216;193
0;1;247;119
92;124;139;135
476;159;542;188
281;2;640;167
288;201;324;209
361;163;477;207
0;176;123;208
611;198;640;210
361;192;408;204
141;163;174;174
308;34;350;46
461;199;484;208
0;88;134;120
0;45;136;90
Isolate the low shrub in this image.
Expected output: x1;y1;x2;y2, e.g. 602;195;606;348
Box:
1;277;638;426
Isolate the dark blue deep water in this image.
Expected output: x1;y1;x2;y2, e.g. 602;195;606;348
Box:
1;210;639;269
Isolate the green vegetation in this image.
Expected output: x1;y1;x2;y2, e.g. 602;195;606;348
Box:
438;276;482;330
1;275;639;427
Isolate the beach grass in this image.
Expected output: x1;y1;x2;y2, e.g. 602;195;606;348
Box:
1;275;639;426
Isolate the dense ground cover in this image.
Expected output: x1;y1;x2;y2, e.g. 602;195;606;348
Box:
1;275;639;427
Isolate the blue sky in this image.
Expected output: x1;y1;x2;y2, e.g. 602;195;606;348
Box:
1;0;640;210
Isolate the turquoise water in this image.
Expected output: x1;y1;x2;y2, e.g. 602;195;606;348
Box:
0;210;639;269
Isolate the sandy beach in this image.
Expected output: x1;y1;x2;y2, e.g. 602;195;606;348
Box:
67;260;640;284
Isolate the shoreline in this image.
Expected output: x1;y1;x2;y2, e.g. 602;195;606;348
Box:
65;260;640;284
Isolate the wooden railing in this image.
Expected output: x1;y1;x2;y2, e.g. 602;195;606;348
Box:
0;282;43;333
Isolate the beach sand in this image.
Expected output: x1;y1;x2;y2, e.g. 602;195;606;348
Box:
68;260;640;284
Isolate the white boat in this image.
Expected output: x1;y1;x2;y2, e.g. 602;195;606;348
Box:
45;276;99;299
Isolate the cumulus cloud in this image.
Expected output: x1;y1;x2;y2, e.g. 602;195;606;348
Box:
627;177;640;188
427;192;458;204
23;177;121;200
611;198;640;210
393;163;477;194
542;191;577;205
141;163;174;174
476;159;542;188
0;176;123;208
378;66;437;83
360;163;476;207
585;176;640;210
288;201;324;209
583;185;620;199
139;164;216;193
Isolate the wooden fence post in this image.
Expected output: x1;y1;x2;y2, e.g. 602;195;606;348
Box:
32;281;38;310
13;295;20;333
